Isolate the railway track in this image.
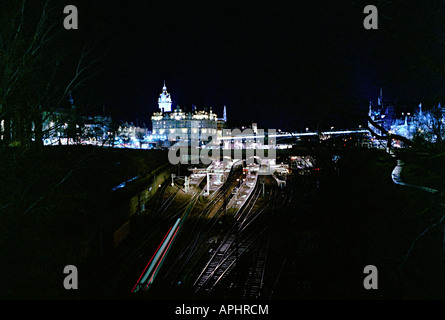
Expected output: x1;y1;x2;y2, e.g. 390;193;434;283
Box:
242;238;269;299
137;164;294;298
194;231;261;294
159;163;244;282
192;178;274;295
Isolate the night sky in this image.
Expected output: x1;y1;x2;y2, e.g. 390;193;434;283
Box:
70;0;445;131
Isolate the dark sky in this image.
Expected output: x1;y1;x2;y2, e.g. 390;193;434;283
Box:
70;0;445;131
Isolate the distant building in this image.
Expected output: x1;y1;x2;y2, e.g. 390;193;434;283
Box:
42;92;80;144
217;105;228;139
151;82;223;142
83;115;112;141
42;93;115;146
368;88;445;142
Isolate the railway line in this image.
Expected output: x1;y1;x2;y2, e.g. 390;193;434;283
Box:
157;162;245;286
97;156;312;295
192;176;275;296
80;152;327;299
242;237;269;299
191;168;316;299
95;158;316;298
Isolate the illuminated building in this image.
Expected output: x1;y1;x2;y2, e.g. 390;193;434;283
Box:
151;82;222;142
158;80;172;112
368;88;445;142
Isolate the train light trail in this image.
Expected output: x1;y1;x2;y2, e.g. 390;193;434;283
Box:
133;218;181;292
144;225;181;290
131;225;172;292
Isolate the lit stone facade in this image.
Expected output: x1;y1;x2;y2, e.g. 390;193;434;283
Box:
151;83;219;141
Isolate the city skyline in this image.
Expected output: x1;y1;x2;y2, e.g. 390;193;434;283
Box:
68;1;445;131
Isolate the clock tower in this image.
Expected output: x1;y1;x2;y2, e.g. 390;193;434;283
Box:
158;81;172;112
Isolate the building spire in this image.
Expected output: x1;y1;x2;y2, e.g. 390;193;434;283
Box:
378;87;383;106
223;105;227;122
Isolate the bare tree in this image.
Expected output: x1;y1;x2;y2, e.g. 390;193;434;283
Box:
0;0;103;219
0;0;102;148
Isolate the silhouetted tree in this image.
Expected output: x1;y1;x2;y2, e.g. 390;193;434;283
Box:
0;0;101;148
